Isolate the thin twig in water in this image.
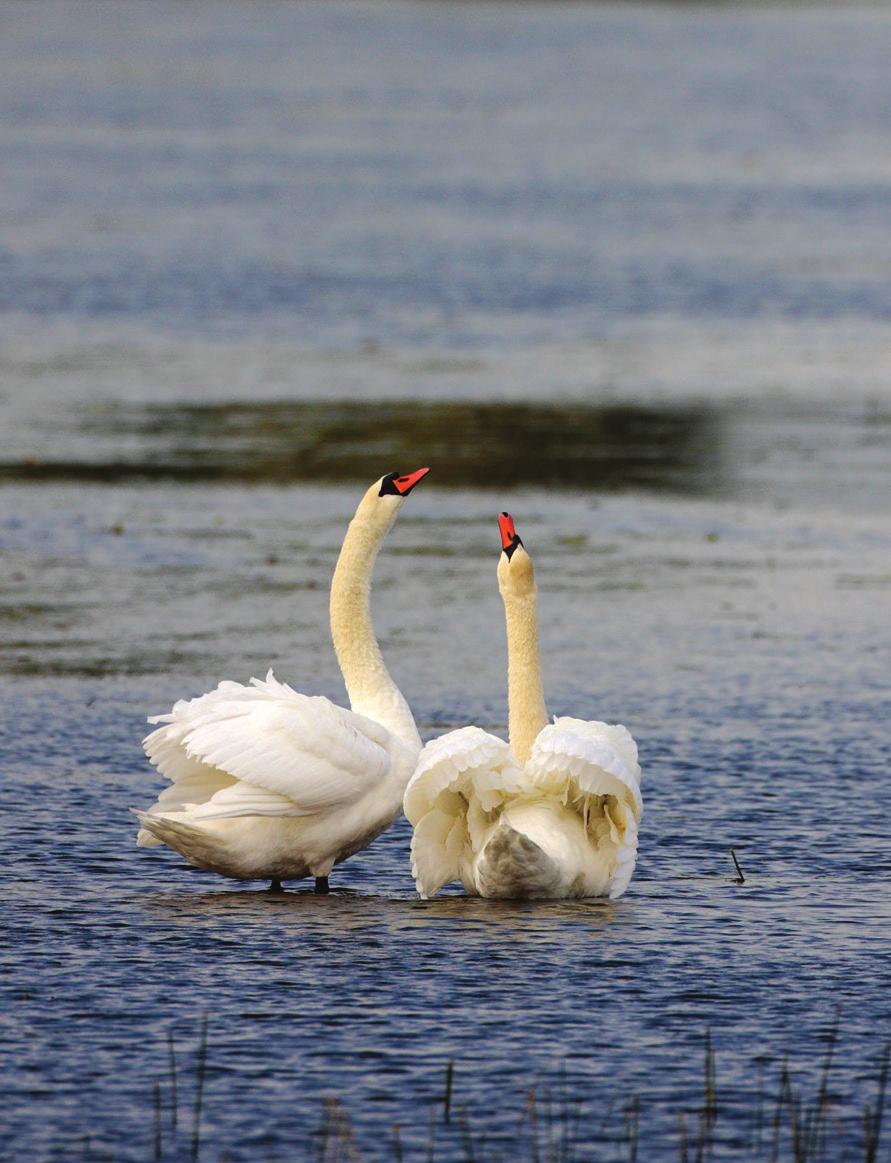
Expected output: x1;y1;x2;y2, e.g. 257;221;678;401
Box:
790;1090;804;1163
444;1060;454;1125
864;1041;890;1163
626;1094;640;1163
527;1087;540;1163
321;1097;355;1163
805;1009;839;1159
704;1030;717;1130
426;1107;436;1163
167;1031;178;1131
771;1061;792;1163
730;849;746;884
564;1095;583;1163
751;1060;765;1156
693;1031;716;1163
459;1106;476;1163
542;1085;554;1163
678;1111;688;1163
315;1098;331;1163
190;1015;208;1163
694;1111;706;1163
153;1081;162;1162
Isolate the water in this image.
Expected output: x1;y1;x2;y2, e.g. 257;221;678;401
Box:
2;1;891;1159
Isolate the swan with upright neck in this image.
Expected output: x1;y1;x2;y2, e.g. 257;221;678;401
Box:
404;512;642;900
135;469;429;892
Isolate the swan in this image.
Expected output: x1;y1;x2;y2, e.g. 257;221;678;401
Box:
403;512;642;900
134;468;429;893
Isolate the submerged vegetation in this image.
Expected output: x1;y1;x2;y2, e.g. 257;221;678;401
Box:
89;1019;890;1162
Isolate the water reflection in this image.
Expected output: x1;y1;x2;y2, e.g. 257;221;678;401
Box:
4;400;723;494
141;887;624;938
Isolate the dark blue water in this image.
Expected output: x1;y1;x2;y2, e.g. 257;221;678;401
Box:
4;480;891;1160
3;2;891;1160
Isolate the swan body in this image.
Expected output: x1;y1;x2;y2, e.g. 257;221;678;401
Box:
404;515;642;900
136;671;418;881
135;469;428;889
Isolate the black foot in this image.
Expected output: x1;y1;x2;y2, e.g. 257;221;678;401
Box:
267;879;285;894
314;876;329;895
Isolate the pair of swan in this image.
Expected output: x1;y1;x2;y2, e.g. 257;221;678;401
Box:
135;472;642;899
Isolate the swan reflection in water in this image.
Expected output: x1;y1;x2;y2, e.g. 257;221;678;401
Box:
140;885;626;942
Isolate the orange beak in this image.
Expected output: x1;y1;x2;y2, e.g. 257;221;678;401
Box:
392;467;430;496
499;512;517;551
498;511;523;558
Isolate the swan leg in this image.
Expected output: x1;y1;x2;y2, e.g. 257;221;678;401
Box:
314;876;329;895
267;879;285;894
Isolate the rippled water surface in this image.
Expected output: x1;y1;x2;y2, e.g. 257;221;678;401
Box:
3;2;891;1160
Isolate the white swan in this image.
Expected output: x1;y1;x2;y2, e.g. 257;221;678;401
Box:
404;512;642;900
134;468;429;893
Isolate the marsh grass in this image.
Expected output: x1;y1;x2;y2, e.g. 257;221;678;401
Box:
134;1020;888;1162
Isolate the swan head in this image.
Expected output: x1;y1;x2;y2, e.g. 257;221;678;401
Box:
497;511;536;599
355;467;430;531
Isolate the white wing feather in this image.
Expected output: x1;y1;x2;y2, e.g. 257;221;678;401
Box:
526;718;642;899
178;781;306;822
404;726;523;896
548;716;640;780
404;720;643;900
143;670;393;817
607;811;639;900
526;719;643;819
404;726;522;822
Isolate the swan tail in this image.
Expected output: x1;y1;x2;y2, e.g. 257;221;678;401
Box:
132;809;228;871
404;727;521;896
135;815;164;848
475;821;561;900
133;808;202;848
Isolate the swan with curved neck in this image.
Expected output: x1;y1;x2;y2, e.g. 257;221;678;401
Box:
404;511;642;900
329;473;423;749
135;468;429;892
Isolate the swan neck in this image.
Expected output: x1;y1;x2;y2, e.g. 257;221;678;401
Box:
329;508;420;751
503;587;548;765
